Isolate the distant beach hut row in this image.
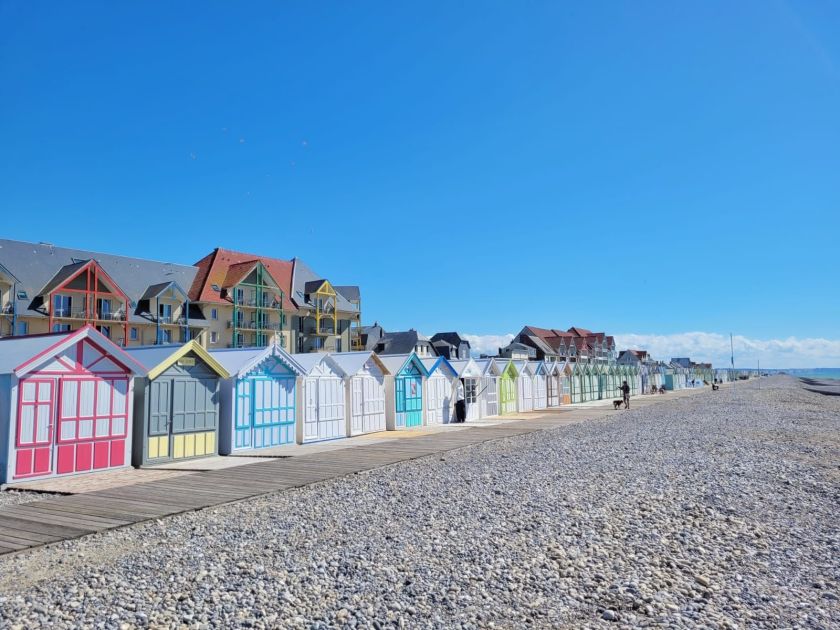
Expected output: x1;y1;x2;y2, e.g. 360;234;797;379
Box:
1;327;652;485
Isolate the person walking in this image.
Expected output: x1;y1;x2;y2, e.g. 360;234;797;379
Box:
621;380;631;409
455;379;467;423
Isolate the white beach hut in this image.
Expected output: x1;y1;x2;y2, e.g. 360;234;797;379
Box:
328;351;389;437
515;361;535;413
292;353;347;443
532;361;548;410
449;358;484;422
421;356;458;425
475;358;502;418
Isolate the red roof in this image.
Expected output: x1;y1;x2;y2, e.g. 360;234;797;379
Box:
189;248;296;309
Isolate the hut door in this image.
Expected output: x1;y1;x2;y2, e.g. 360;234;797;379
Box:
425;376;447;425
483;377;498;416
14;379;55;479
351;376;385;435
148;379;171;460
171;378;218;459
520;375;533;411
307;378;344;441
396;374;422;428
249;376;295;448
56;377;129;474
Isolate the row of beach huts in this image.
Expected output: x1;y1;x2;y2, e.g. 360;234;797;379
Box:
0;326;735;485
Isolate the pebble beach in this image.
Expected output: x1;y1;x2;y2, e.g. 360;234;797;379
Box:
0;376;838;629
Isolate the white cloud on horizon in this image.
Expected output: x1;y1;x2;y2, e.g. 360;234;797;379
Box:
463;333;514;357
462;332;840;368
614;332;840;369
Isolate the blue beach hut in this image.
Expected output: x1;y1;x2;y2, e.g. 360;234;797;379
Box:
211;344;306;453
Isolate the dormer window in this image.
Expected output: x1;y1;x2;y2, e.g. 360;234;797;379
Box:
16;290;27;300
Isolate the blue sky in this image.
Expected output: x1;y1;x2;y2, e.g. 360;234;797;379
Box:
1;2;838;366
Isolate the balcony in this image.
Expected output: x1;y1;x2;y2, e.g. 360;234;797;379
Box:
228;319;282;331
233;297;283;309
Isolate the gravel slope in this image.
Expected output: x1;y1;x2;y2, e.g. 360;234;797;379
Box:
0;377;838;629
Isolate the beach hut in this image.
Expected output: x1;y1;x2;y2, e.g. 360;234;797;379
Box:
583;364;599;401
328;351;389;436
497;359;519;415
379;353;429;429
570;362;585;403
546;361;561;407
475;358;503;417
127;341;229;466
0;326;145;484
212;345;305;454
516;361;535;413
293;353;348;443
632;365;642;395
449;358;484;422
531;362;548;410
557;361;572;404
421;356;458;425
596;364;608;400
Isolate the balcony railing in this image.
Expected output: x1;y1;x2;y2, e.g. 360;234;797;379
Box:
228;319;282;331
53;309;125;321
233;297;283;309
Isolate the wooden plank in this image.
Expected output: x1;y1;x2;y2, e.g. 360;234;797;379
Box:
1;505;131;529
0;514;93;538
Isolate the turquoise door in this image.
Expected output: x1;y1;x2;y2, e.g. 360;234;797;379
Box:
395;364;423;428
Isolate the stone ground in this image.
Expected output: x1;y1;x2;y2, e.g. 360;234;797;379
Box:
0;377;837;629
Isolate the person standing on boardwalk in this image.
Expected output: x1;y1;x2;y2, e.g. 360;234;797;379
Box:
621;380;631;409
455;379;467;423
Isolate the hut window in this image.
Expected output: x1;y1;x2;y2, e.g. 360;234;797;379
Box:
130;327;138;341
211;308;218;320
17;290;27;300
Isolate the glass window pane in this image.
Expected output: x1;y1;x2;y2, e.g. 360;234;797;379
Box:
60;420;76;441
78;419;94;439
61;380;78;419
19;406;35;443
79;381;95;417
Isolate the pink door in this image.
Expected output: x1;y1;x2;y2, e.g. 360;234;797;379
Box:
15;379;55;478
56;377;129;475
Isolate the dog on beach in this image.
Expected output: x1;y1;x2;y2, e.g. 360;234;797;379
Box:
613;399;624;409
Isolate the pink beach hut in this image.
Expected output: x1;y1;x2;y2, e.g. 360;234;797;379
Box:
0;325;144;484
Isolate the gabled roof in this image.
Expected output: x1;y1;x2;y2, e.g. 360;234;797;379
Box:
290;258;358;314
326;351;389;377
210;344;306;378
291;352;346;377
374;330;434;356
333;285;360;302
189;248;295;308
474;358;503;377
125;340;230;380
421;356;458;378
36;261;91;297
0;325;146;377
0;239;202;324
429;332;470;348
378;353;430;378
139;281;188;302
449;358;483;378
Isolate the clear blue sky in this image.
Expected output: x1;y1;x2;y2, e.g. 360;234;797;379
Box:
1;1;838;344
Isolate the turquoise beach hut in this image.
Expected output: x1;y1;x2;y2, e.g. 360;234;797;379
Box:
379;353;429;429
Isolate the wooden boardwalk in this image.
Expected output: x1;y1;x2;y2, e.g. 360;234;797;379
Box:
0;389;704;556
